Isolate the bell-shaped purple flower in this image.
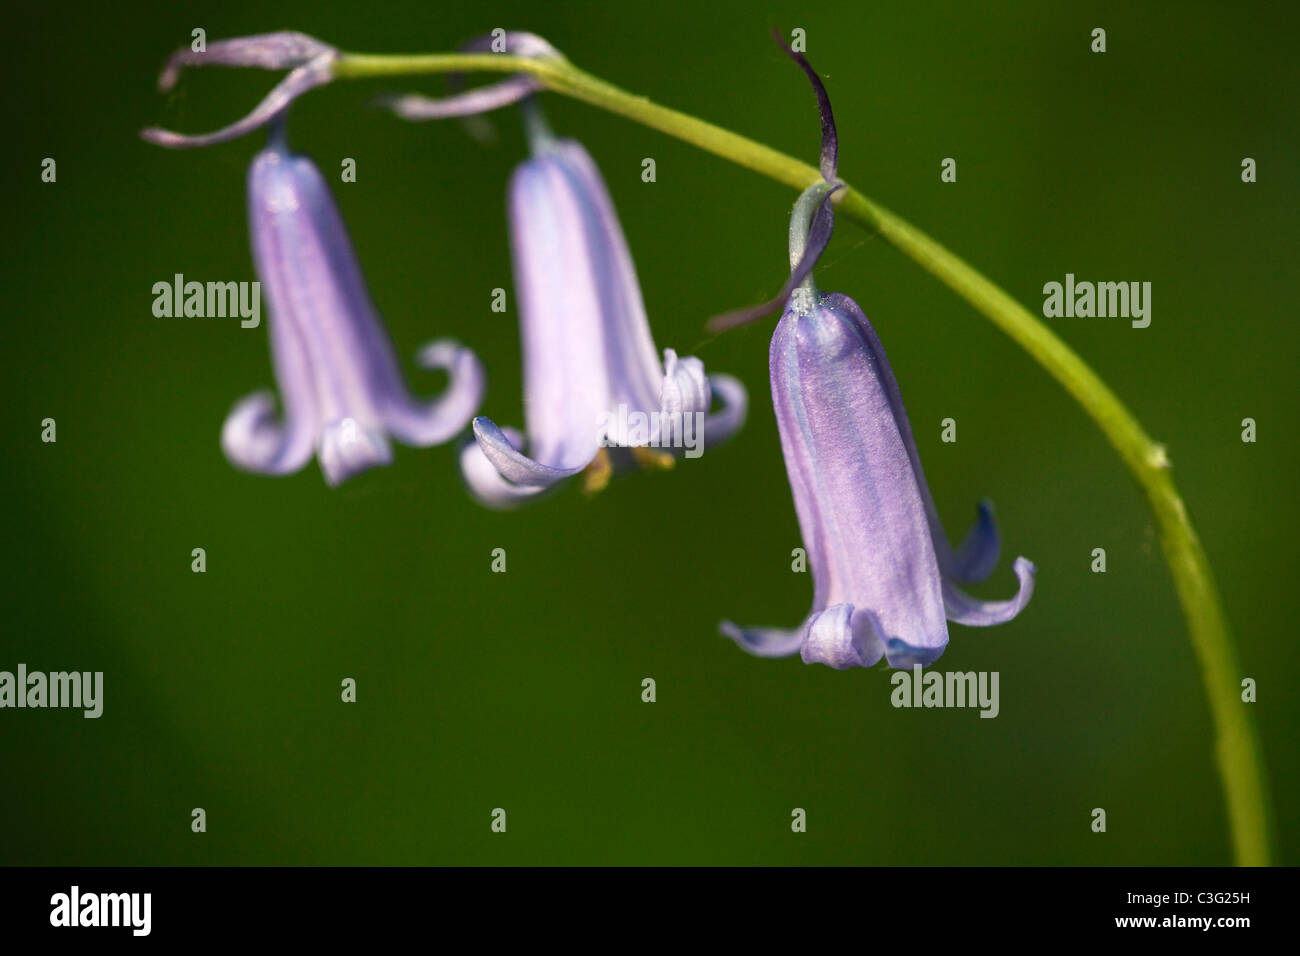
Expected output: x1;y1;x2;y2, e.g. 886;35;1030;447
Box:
455;103;746;507
224;123;484;485
722;267;1036;668
718;35;1034;669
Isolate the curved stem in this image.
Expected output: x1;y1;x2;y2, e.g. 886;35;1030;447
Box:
332;49;1271;865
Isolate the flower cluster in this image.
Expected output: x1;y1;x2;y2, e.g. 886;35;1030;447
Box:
144;29;1033;668
145;31;745;493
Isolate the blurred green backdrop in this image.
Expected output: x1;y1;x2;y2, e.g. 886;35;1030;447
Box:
3;0;1296;865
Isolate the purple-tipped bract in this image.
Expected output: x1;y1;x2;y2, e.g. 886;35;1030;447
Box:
142;32;339;149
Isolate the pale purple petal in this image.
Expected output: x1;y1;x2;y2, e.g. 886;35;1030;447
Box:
318;419;393;487
381;339;485;446
950;500;1001;585
883;635;948;670
249;146;386;434
473;417;590;487
719;618;808;658
551;140;664;412
702;373;749;449
507;152;611;469
823;292;1002;587
659;350;710;417
768;311;834;615
221;390;315;476
799;604;879;670
458;429;552;509
771;298;951;658
943;557;1037;626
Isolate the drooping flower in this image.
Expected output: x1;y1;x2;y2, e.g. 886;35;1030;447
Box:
717;36;1034;669
464;105;746;506
385;53;747;505
223;120;484;485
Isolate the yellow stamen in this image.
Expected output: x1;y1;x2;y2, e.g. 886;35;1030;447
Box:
581;448;613;495
632;447;676;471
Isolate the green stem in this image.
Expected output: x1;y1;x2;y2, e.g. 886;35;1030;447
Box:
333;49;1271;864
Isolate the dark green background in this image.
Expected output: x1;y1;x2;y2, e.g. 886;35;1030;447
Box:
4;0;1295;864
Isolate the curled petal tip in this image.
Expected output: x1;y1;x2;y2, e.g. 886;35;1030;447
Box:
703;373;749;448
473;417;589;488
458;431;551;509
380;339;486;447
221;390;313;478
943;555;1037;628
720;619;806;659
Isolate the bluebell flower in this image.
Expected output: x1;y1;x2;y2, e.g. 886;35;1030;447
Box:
717;36;1034;668
465;105;746;505
386;44;748;506
222;121;484;485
